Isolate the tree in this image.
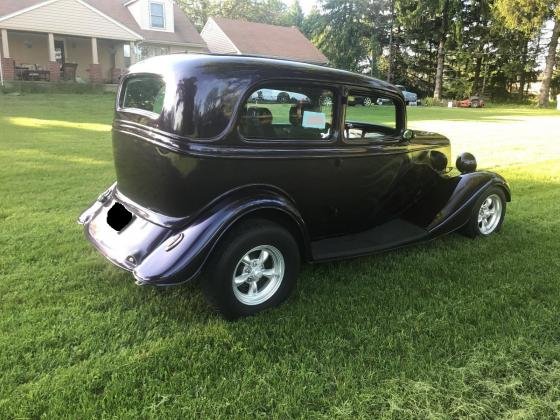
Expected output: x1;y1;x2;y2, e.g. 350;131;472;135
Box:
286;0;305;29
495;0;560;106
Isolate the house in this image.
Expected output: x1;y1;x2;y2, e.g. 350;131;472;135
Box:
0;0;207;83
201;17;327;65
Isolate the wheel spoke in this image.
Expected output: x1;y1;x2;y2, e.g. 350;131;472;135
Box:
242;255;252;266
258;250;269;264
248;282;258;295
261;269;277;278
234;273;251;285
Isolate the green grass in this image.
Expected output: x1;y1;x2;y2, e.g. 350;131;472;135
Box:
1;94;560;418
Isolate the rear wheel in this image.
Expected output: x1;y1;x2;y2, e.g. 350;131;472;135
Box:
363;97;372;106
202;219;300;319
460;187;506;238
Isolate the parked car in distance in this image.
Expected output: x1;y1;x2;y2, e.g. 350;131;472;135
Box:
395;85;419;105
457;96;485;108
79;54;510;319
250;88;309;104
348;94;375;106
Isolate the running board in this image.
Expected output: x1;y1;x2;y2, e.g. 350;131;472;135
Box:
311;219;428;261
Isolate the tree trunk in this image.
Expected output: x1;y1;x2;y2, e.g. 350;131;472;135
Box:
472;47;483;95
433;37;445;100
519;39;528;99
433;0;449;100
386;0;395;83
538;17;560;107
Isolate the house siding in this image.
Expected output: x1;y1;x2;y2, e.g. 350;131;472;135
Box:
127;0;175;33
200;18;238;55
0;0;138;41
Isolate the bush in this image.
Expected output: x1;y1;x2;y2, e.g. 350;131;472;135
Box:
1;81;106;95
422;97;447;107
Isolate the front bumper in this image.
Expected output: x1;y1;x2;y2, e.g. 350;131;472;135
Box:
78;183;177;284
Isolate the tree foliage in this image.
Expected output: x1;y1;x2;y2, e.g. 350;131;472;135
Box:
178;0;560;103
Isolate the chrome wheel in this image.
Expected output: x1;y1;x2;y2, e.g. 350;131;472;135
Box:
363;97;372;106
232;245;285;306
477;194;502;235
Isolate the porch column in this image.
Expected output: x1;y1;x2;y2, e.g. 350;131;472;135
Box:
46;33;60;81
129;42;137;65
2;29;10;58
91;37;99;65
88;37;102;83
1;28;15;80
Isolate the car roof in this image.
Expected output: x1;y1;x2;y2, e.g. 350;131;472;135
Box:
129;53;401;95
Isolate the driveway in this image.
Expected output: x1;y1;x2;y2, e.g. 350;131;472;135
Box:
409;115;560;169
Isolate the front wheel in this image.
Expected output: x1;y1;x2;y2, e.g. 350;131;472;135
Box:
363;97;372;106
460;187;506;238
202;219;300;319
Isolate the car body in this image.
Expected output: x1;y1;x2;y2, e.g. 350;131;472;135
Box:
79;54;510;318
395;85;418;105
457;96;485;108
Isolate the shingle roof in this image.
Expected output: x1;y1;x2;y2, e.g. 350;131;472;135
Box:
209;17;327;65
0;0;206;46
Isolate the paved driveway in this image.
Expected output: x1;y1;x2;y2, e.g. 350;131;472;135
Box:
409;115;560;169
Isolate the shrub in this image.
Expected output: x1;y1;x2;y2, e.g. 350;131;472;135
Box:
1;81;107;95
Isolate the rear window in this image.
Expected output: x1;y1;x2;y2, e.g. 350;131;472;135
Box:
120;75;165;116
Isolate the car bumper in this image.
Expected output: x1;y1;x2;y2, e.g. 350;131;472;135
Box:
78;183;177;285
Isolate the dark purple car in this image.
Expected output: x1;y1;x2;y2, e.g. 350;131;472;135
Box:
79;54;510;319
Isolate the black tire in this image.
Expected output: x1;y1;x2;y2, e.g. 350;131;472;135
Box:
201;218;300;320
460;187;506;238
277;92;290;103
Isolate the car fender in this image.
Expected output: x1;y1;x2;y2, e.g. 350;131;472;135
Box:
427;171;511;237
133;186;309;286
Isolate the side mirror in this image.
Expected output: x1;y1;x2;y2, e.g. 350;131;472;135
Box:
402;129;414;141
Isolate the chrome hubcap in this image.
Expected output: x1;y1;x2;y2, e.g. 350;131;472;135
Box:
363;97;372;106
232;245;285;306
478;194;502;235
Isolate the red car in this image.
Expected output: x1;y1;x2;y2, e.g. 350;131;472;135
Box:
457;96;485;108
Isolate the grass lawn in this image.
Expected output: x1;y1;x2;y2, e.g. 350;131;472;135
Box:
1;93;560;418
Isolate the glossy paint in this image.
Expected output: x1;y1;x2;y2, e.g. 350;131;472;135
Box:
79;54;511;286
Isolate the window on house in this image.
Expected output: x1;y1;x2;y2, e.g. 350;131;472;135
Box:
240;86;335;141
344;91;397;141
150;2;165;29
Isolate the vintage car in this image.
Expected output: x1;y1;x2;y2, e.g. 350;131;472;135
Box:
78;54;510;319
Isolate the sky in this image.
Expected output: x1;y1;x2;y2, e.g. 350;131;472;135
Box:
282;0;319;15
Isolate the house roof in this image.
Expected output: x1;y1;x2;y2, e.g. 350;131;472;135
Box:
0;0;206;46
208;17;327;65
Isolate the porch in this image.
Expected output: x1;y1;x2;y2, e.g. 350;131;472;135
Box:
1;29;136;84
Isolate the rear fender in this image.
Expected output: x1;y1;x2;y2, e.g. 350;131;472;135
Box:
427;171;510;237
133;186;309;286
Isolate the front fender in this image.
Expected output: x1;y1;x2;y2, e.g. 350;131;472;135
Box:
133;186;308;286
427;171;510;237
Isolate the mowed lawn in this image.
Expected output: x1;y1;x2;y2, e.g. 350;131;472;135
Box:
1;93;560;418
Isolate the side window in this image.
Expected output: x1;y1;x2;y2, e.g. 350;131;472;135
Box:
121;75;165;116
345;91;397;141
240;85;334;141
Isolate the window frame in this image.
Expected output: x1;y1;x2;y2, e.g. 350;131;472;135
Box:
149;1;166;30
342;86;405;145
117;73;166;120
237;80;341;145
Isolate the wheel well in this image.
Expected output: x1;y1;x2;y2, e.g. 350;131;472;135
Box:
230;209;310;261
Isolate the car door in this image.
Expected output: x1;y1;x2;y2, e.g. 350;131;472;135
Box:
329;87;422;234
